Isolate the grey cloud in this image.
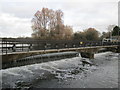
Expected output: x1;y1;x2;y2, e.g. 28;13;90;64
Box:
0;13;32;37
0;0;118;37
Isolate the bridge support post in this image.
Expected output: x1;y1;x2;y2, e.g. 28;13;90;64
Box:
80;52;94;59
117;46;120;53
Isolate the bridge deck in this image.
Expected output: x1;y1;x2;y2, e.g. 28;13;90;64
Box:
1;45;118;55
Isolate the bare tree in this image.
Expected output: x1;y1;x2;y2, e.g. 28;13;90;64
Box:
64;25;73;39
31;8;73;40
31;8;52;39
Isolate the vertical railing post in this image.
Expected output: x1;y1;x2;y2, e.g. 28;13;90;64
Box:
1;39;3;55
44;44;46;51
6;41;7;54
29;44;32;51
0;38;2;70
12;43;16;52
22;43;23;51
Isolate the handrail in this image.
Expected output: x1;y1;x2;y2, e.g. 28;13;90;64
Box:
0;38;119;55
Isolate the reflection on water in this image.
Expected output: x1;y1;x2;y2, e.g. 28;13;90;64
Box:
0;52;118;89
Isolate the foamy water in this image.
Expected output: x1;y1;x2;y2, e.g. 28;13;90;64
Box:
0;52;118;89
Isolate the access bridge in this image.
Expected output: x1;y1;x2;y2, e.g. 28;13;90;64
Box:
0;38;120;69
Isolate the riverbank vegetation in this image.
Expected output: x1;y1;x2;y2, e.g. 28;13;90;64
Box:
31;8;120;41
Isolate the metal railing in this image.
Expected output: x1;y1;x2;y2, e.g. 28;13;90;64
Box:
0;38;118;55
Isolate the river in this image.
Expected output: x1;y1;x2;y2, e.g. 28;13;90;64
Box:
0;51;119;89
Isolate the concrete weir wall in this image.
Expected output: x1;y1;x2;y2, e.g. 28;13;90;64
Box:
80;52;94;59
2;52;79;69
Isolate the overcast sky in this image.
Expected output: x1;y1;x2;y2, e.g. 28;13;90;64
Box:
0;0;119;38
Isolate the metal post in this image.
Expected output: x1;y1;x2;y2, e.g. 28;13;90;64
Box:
118;29;120;45
12;44;16;52
1;40;3;55
22;43;23;51
30;44;32;51
6;41;7;54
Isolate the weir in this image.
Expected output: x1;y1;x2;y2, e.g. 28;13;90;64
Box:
1;45;119;69
2;52;79;69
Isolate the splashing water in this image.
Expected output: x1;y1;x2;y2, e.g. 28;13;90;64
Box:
1;51;118;89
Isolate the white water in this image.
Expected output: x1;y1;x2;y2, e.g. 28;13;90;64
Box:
0;52;118;88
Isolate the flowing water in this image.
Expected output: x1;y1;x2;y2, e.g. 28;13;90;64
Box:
0;52;119;89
